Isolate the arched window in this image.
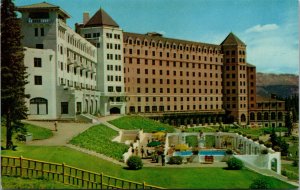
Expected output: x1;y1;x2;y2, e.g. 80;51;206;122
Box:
29;97;48;115
241;114;246;122
264;112;269;121
271;112;276;120
257;112;262;120
250;112;255;120
278;112;283;121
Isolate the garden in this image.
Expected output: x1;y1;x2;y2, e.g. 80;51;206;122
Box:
108;116;175;133
69;124;129;161
2;146;296;189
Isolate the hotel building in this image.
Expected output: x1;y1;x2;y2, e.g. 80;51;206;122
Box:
17;2;285;126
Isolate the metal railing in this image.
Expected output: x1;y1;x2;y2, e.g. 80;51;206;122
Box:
1;155;163;189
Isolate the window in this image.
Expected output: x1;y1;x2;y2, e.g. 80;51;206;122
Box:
34;58;42;67
61;102;68;114
116;86;122;92
108;86;113;92
30;97;48;115
34;28;38;36
36;44;43;49
34;76;42;85
40;28;44;36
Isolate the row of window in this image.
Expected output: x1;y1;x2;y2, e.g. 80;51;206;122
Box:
225;81;247;87
225;58;245;63
250;112;283;121
126;38;220;54
226;97;247;101
107;86;122;92
59;78;95;90
65;31;95;56
126;49;220;62
84;32;100;38
34;27;44;37
225;65;247;71
225;50;246;56
225;73;247;79
134;96;220;102
59;62;96;80
106;33;121;39
126;58;221;69
134;78;220;86
107;75;122;82
132;68;221;78
134;87;220;94
128;104;221;113
226;104;247;109
107;54;121;60
107;43;121;50
107;65;122;71
225;89;247;94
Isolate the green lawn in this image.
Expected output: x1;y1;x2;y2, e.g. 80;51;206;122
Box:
108;116;175;133
69;124;129;161
2;145;296;189
1;122;52;147
2;176;74;189
24;123;53;140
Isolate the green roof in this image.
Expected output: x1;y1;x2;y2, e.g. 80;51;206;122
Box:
84;8;119;28
221;32;246;46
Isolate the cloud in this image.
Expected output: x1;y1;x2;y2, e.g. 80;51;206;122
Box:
241;21;298;74
245;24;279;33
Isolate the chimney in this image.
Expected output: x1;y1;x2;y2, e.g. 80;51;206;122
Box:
83;12;89;24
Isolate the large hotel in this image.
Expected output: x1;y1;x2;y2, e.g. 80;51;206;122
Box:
17;2;285;127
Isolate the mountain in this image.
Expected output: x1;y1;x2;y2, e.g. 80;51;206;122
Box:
256;72;299;98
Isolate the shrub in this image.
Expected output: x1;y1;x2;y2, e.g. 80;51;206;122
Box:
226;157;243;170
281;170;287;176
273;146;281;152
126;156;143;170
261;149;269;154
258;140;264;144
264;141;272;148
252;137;259;141
225;149;233;155
292;159;299;167
247;135;252;139
249;177;271;189
168;156;183;165
16;133;26;142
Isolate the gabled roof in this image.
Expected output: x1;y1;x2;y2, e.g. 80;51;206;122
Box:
17;2;70;18
84;8;119;28
221;32;246;46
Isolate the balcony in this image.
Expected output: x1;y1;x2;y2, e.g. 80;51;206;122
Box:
28;18;51;23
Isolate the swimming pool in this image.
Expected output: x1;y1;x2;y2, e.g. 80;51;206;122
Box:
173;150;226;156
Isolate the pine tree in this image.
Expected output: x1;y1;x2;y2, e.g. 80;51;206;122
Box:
1;0;29;149
285;112;293;136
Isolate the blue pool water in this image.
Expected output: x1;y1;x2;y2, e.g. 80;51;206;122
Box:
173;150;225;156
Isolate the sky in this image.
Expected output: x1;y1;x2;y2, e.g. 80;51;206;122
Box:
15;0;299;74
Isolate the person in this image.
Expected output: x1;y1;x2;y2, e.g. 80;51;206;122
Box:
54;121;58;131
161;154;165;166
131;147;134;155
135;147;138;156
141;146;145;158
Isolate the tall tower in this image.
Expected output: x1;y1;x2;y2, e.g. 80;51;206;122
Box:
77;8;125;116
221;33;248;124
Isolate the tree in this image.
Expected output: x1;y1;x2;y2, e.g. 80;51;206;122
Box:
269;127;278;148
285;112;293;136
1;0;29;149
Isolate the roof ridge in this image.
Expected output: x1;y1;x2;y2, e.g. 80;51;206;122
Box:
220;32;246;46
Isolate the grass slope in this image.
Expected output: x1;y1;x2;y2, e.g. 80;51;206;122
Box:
109;116;175;133
2;145;296;189
69;124;129;161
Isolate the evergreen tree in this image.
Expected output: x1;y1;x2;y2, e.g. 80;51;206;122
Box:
1;0;29;149
285;112;293;136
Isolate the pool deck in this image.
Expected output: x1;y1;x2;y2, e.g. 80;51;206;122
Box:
141;157;227;168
